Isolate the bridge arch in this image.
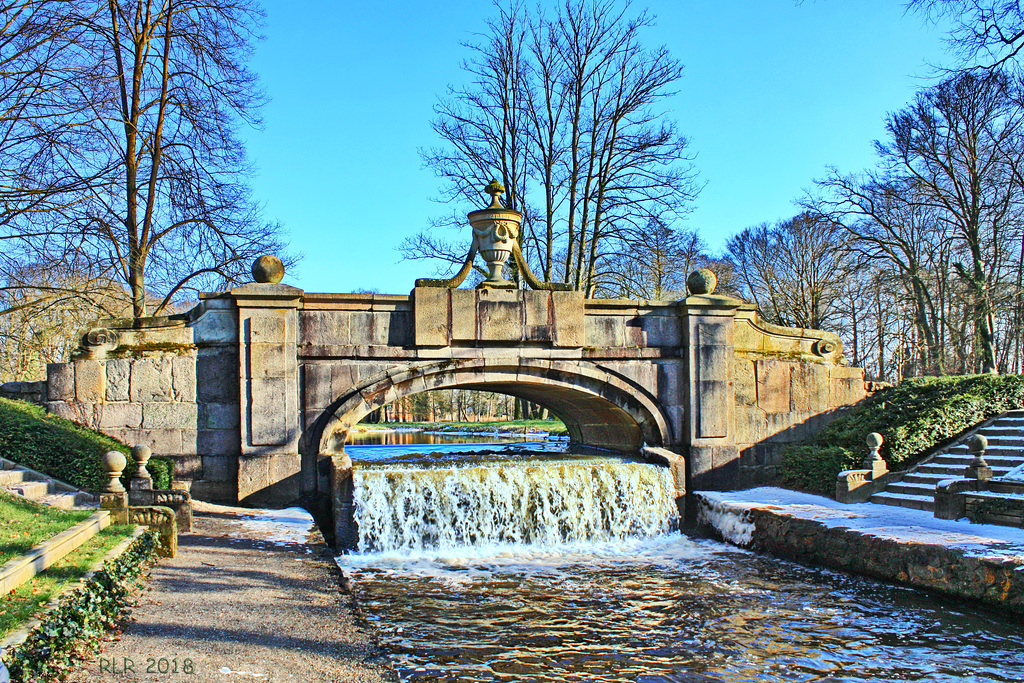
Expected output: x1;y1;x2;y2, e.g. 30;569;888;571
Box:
314;358;673;455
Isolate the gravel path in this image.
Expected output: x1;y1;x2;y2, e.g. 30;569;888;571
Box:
67;503;395;683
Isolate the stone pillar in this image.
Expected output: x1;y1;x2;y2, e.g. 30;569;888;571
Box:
231;278;304;504
681;270;742;491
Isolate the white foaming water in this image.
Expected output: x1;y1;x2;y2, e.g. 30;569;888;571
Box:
351;459;677;555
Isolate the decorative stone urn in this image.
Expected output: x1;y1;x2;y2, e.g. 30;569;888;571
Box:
468;179;520;289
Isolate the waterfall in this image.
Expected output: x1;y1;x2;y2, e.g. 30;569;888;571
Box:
352;458;678;554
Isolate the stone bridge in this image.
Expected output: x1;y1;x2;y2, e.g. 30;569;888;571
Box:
42;268;865;543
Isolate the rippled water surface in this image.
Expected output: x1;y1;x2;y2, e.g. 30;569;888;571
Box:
338;437;1024;682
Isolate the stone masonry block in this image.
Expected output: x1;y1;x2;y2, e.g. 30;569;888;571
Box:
733;360;756;406
172;356;197;402
303;364;333;412
180;430;198;456
106;359;130;402
46;401;95;428
756;360;791;414
248;343;289;379
143;403;198;430
196;349;239;403
135;429;183;456
199;429;239;456
199;402;239;430
74;360;104;403
202;454;237;482
790;363;828;413
47;363;75;402
302;310;352;347
97;403;143;430
249;312;287;342
130;357;173;403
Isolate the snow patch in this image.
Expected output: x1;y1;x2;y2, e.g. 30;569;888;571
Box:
697;487;1024;565
232;507;314;545
697;496;756;546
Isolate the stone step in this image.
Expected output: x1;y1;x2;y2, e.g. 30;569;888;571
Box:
932;454;1022;466
903;472;948;485
0;469;43;486
884;481;936;497
947;444;1023;454
6;481;50;499
36;491;95;510
869;491;934;512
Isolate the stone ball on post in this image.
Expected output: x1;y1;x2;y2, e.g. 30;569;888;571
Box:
132;444;153;480
102;450;127;493
967;434;988;454
252;255;285;284
865;432;884;451
686;268;717;296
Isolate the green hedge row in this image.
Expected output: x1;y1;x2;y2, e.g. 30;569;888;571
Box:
0;398;173;491
3;529;159;682
780;374;1024;495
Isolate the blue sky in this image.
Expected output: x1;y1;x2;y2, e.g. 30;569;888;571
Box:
239;0;950;294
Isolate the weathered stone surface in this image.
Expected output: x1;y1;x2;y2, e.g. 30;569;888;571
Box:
46;401;95;427
199;428;239;456
192;305;237;344
97;403;143;429
130;357;173;403
790;363;828;413
143;403;198;430
756;360;791;414
302;310;352;347
412;288;449;347
106;358;131;402
199;402;239;430
134;429;183;456
47;363;75;402
201;454;237;481
172;356;197;402
733;360;757;406
74;360;104;403
586;316;625;347
248;377;288;446
196;349;239;403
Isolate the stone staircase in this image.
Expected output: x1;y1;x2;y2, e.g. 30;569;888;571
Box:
0;457;96;509
869;410;1024;512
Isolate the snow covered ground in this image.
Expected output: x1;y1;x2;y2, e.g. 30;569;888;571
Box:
697;487;1024;564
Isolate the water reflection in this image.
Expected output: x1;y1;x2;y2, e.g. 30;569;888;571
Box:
348;428;550;446
338;439;1024;683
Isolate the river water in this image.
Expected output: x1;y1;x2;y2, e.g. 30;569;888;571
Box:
339;433;1024;683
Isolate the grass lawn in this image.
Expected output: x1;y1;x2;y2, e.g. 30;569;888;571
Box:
0;492;93;567
0;523;136;638
354;418;567;434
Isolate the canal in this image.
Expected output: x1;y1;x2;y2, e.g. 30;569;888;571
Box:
337;430;1024;682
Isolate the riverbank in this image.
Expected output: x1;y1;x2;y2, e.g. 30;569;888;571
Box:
66;502;393;683
696;488;1024;614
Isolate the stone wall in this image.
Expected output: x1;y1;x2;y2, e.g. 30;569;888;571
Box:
41;282;866;507
0;380;47;405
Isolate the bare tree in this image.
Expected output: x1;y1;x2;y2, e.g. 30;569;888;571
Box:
725;213;852;330
1;0;289;325
908;0;1024;70
406;0;699;296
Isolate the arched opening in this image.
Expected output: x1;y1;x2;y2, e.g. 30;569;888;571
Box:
314;359;672;457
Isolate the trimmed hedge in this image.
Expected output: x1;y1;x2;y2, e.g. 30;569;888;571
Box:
3;529;158;682
780;374;1024;495
0;398;173;491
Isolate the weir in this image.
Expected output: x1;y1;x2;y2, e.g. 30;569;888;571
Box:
351;455;678;554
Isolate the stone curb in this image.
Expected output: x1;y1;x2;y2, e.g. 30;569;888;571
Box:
0;526;146;652
695;493;1024;615
0;511;111;595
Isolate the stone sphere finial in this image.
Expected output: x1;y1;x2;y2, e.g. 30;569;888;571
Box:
252;255;285;284
101;450;127;493
484;179;505;209
967;434;988;454
866;432;884;450
686;268;717;295
132;444;152;480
